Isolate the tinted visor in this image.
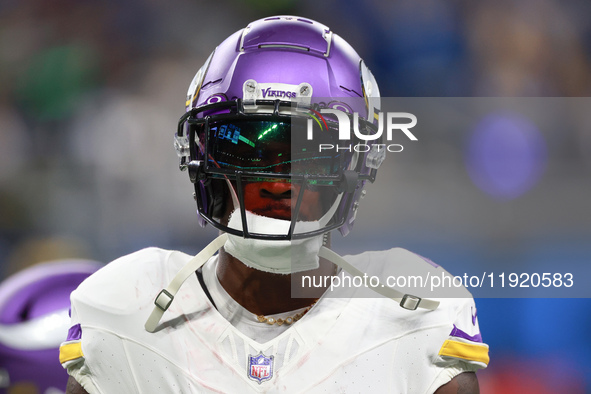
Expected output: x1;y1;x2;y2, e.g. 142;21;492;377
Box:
203;118;341;180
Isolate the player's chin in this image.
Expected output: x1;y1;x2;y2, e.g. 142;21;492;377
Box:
250;207;293;221
255;210;320;222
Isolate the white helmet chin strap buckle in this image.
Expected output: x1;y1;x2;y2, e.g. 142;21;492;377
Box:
144;236;439;333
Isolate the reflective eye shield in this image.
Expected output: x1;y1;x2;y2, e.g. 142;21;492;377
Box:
178;99;378;180
204;119;342;179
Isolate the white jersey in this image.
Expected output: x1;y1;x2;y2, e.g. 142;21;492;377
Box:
59;247;488;393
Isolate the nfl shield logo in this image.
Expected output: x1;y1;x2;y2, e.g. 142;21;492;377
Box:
247;352;274;384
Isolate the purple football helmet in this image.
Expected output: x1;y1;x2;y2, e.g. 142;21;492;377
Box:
175;16;382;240
0;260;101;393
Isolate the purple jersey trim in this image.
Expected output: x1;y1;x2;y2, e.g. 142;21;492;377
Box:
450;324;483;343
66;324;82;341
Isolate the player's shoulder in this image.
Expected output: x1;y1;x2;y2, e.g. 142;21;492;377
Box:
344;247;450;280
71;247;192;315
344;247;439;270
344;247;474;309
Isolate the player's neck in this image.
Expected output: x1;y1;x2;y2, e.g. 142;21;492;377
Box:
216;247;333;316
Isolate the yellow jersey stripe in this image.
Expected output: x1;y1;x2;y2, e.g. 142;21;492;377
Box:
438;339;489;365
59;342;84;364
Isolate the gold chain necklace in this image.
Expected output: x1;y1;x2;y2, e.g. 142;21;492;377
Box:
256;301;317;326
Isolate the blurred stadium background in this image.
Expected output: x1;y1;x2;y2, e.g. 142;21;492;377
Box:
0;0;590;392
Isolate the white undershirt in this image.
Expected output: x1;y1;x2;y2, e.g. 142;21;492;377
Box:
201;255;311;343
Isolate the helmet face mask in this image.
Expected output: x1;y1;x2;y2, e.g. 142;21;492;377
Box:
175;16;382;240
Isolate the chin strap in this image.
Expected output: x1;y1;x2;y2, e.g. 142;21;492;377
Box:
145;234;228;333
145;234;438;333
318;247;440;311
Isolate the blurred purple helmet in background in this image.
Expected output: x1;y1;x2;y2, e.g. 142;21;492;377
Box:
0;260;101;393
175;15;382;239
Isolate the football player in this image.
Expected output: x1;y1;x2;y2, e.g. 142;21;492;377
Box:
61;16;488;393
